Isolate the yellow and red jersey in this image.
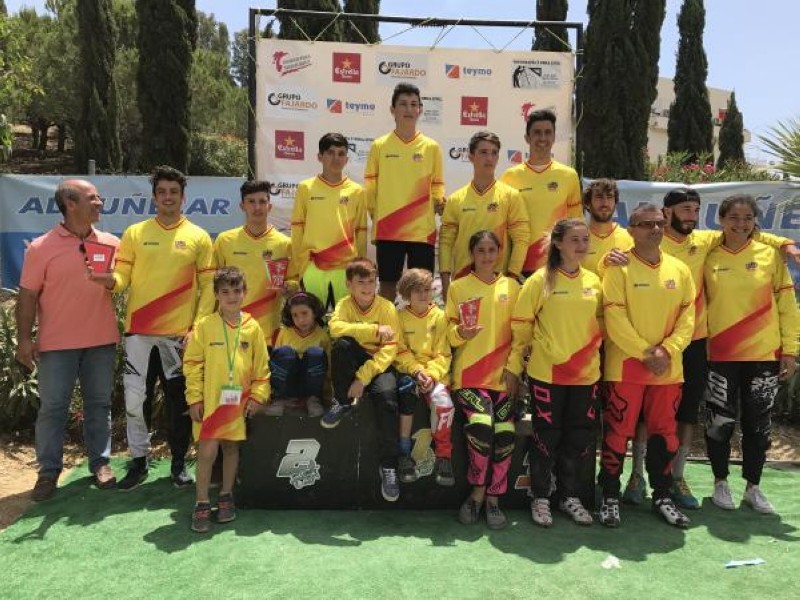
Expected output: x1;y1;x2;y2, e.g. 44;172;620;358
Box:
213;225;293;343
500;160;582;272
394;304;452;386
445;272;520;391
509;267;603;385
272;324;331;358
364;131;445;245
113;216;215;336
439;180;530;278
328;294;400;384
583;223;633;276
183;312;271;441
705;240;800;362
290;176;367;276
602;250;695;384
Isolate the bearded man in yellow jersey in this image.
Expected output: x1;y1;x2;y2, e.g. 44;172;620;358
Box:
500;109;582;276
93;166;215;491
581;179;632;275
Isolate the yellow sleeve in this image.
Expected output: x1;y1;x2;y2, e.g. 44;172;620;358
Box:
507;275;540;376
445;288;467;348
183;321;206;406
249;326;271;403
212;235;224;267
394;336;421;376
112;226;135;293
755;231;795;250
355;188;368;257
425;312;452;382
507;190;530;277
660;269;695;358
603;267;650;360
567;172;583;218
195;234;216;323
431;143;445;212
328;306;380;345
290;184;310;278
438;196;458;273
774;254;800;356
355;307;400;384
364;142;379;219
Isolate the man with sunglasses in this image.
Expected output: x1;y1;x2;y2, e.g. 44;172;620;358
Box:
598;203;696;529
16;179;120;501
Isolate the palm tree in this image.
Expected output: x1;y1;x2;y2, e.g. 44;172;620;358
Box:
759;117;800;178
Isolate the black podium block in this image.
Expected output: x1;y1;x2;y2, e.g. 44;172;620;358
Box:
237;396;596;510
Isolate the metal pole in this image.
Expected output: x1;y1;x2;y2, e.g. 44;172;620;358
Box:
88;159;96;176
247;8;258;180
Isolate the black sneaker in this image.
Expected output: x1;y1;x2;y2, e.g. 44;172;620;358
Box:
599;497;621;528
434;457;455;487
398;455;418;483
117;461;148;492
171;466;194;489
191;502;212;533
320;401;353;429
31;475;57;502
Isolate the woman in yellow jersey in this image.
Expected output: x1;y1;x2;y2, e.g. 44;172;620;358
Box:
703;195;800;515
446;230;520;529
509;219;602;527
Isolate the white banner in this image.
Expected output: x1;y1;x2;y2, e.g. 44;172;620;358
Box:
255;39;576;187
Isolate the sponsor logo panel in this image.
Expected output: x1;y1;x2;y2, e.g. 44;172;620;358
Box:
376;53;428;84
460;96;488;126
421;95;443;126
332;52;362;83
274;130;305;161
271;49;313;77
265;87;319;119
511;59;562;89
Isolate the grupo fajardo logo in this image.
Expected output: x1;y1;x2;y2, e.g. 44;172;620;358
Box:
326;97;376;116
444;64;493;79
460;96;488;126
376;53;428;83
447;139;472;163
332;52;362;83
271;49;313;76
511;59;562;89
266;87;319;117
274;130;305;161
268;180;300;200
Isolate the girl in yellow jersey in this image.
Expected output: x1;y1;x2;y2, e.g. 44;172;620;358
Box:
446;230;520;529
703;195;800;515
509;219;602;528
269;292;331;417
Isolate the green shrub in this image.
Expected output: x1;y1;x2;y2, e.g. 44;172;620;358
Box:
188;133;247;177
649;152;778;183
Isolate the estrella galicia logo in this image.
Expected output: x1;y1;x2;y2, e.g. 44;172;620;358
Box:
276;439;321;490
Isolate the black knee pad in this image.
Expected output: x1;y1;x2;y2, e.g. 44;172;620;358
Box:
493;429;516;461
464;420;493;456
646;434;675;468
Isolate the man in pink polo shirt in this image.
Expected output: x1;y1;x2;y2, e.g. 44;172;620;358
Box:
16;179;121;501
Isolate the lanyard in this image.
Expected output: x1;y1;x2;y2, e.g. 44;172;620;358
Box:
222;313;242;384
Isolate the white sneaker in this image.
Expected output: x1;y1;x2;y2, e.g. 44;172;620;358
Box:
743;485;775;515
530;497;553;528
559;496;593;526
653;497;690;529
712;480;735;510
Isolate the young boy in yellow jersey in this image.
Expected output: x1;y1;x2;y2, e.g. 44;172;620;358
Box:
581;179;632;275
184;267;270;533
322;258;402;502
365;82;445;300
598;204;695;529
439;131;529;300
95;166;215;492
214;180;294;345
291;133;367;310
500;109;582;276
394;269;455;486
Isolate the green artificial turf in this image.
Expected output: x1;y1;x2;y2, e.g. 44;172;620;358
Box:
1;461;798;600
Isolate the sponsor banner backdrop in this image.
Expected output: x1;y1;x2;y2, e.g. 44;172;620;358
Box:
255;39;575;188
1;176;798;290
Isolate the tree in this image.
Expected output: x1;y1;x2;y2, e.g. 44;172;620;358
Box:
277;0;342;42
74;0;122;172
231;22;274;88
576;0;632;178
716;92;745;169
342;0;379;43
136;0;194;172
667;0;713;161
759;118;800;178
532;0;569;51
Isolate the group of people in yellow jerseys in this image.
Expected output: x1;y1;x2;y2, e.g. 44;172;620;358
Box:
19;81;799;536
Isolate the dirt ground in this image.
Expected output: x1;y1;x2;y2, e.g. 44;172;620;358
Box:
2;426;798;532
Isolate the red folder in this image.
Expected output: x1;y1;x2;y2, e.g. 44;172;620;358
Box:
265;257;289;289
458;297;481;328
82;240;116;274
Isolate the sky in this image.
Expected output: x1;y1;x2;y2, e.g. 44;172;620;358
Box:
8;0;799;162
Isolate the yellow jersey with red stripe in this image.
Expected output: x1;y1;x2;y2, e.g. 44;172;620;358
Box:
439;180;530;278
183;312;270;441
446;273;520;391
705;240;800;362
583;223;633;275
500;160;582;272
272;324;331;358
113;216;215;336
290;176;367;276
213;225;293;343
509;267;603;385
602;250;695;384
394;304;452;386
364;131;445;245
328;294;400;384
